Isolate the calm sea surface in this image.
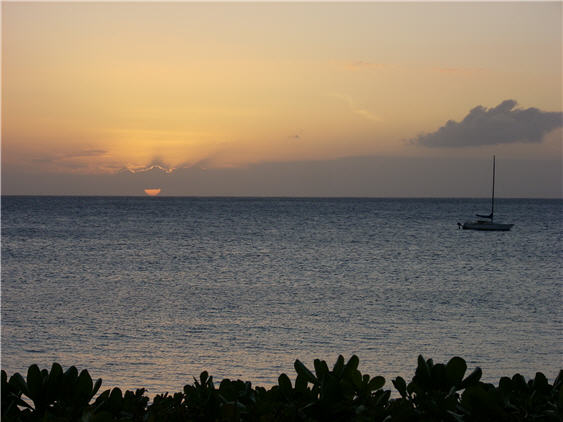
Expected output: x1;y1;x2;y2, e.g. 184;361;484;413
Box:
1;197;561;395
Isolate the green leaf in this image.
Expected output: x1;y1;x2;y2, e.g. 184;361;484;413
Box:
26;364;43;401
350;370;363;390
460;367;482;389
368;376;385;391
278;373;292;398
511;373;526;390
92;378;103;398
108;387;123;411
431;363;447;389
295;373;308;392
294;360;317;384
9;372;29;396
333;355;345;377
46;363;63;403
313;359;329;380
199;371;209;386
219;379;235;401
446;357;467;387
93;389;110;407
532;372;549;394
498;377;511;394
345;355;359;373
76;369;93;401
64;366;79;389
392;377;407;398
48;363;63;381
417;355;431;383
374;389;391;408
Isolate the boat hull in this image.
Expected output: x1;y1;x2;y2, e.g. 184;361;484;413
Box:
462;221;514;231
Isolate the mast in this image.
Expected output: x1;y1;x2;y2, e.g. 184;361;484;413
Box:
491;155;495;222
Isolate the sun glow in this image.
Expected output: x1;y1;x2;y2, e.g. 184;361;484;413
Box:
144;189;161;196
2;2;561;195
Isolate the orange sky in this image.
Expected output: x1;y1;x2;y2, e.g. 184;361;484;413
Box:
2;2;561;186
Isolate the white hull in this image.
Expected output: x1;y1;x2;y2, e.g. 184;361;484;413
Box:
459;156;514;232
462;221;514;231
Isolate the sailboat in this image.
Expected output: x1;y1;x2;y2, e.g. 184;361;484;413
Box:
460;156;514;231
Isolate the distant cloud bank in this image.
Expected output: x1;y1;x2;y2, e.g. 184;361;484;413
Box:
3;156;561;198
412;100;562;147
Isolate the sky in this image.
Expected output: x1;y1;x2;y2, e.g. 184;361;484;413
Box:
2;1;562;197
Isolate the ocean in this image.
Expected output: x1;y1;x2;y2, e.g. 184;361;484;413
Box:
1;196;561;395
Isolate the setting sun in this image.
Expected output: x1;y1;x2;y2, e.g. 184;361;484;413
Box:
144;188;161;197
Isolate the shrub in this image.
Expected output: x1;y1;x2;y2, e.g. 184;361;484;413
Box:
2;356;561;421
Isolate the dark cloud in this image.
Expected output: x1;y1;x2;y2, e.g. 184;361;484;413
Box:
56;161;91;169
31;157;54;163
3;156;560;198
413;100;562;147
63;149;108;158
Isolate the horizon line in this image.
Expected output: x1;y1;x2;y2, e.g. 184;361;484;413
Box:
1;194;561;200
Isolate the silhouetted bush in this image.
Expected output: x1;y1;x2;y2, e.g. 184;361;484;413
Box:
2;355;562;421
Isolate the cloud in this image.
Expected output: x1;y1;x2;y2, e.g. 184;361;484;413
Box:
29;149;108;164
329;94;383;123
31;157;55;164
126;157;176;173
63;149;108;158
431;66;485;76
412;100;563;147
288;130;303;141
4;156;561;198
344;61;387;71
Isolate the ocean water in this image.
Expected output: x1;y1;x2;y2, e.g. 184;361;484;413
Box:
1;196;561;395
